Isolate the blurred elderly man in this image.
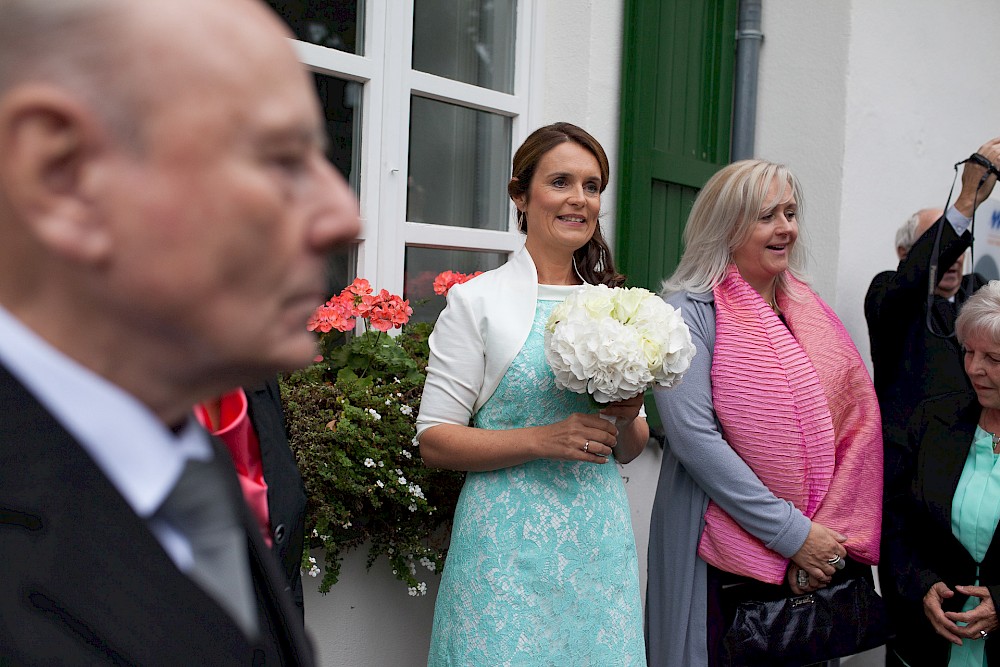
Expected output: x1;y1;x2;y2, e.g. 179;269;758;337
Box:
865;139;998;667
0;0;359;664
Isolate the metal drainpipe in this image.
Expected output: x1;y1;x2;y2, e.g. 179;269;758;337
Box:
731;0;763;161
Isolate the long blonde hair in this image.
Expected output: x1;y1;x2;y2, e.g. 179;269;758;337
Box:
661;159;808;296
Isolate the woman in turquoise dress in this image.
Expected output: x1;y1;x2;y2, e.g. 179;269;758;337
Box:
886;280;1000;666
416;123;649;666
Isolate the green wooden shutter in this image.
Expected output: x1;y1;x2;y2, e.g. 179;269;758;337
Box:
617;0;738;429
617;0;738;292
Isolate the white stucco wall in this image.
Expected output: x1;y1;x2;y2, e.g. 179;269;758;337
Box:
535;0;624;252
756;0;1000;362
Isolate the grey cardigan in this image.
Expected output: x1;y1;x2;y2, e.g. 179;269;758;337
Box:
645;290;812;666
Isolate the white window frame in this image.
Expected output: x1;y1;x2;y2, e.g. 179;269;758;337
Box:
290;0;541;298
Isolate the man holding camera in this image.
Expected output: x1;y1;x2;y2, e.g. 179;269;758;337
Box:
865;137;998;667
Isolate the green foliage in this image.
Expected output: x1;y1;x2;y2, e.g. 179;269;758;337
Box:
280;323;464;594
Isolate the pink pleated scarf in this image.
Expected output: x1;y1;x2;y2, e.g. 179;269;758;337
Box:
698;266;882;584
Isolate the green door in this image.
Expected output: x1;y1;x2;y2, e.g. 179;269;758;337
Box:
617;0;738;428
617;0;738;292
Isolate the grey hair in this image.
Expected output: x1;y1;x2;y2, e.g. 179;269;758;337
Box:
895;213;920;254
0;0;145;149
661;159;807;297
956;280;1000;346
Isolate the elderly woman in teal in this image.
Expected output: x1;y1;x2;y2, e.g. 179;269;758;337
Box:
887;280;1000;666
416;123;649;666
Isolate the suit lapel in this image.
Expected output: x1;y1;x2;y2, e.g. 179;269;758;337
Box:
0;364;315;665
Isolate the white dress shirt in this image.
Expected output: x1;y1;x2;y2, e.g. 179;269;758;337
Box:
0;305;212;570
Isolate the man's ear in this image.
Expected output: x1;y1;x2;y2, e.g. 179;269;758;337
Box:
0;85;113;264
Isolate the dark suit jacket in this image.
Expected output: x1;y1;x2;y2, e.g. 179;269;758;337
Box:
0;364;314;666
246;379;308;618
886;392;1000;666
864;215;986;503
867;216;987;650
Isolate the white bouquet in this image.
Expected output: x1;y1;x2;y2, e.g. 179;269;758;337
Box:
544;284;696;403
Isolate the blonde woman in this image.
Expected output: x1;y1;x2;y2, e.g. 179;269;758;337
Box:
646;160;883;666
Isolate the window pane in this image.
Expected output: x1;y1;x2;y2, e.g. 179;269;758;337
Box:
264;0;364;55
313;73;361;192
407;97;512;231
312;73;361;292
404;247;506;323
412;0;516;93
326;244;358;299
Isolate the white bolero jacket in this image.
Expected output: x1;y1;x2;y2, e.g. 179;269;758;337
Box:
415;246;541;439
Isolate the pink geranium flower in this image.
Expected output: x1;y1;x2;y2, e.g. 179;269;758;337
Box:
309;280;413;335
307;296;356;333
433;270;483;297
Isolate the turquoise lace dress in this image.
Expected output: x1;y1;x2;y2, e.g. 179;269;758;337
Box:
427;286;647;667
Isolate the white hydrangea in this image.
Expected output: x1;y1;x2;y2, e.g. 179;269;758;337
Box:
545;284;696;402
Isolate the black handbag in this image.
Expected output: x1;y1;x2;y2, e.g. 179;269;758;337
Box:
720;564;889;667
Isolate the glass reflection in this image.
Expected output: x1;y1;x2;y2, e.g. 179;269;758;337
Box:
265;0;363;55
413;0;516;93
326;244;358;300
311;73;361;292
312;73;361;190
407;97;511;230
404;247;506;323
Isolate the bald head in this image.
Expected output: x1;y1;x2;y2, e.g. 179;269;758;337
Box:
896;207;944;260
914;207;945;239
0;0;301;149
894;207;964;298
0;0;359;423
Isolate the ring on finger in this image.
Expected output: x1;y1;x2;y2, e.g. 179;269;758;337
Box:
583;440;590;453
796;569;809;589
982;630;990;640
827;554;846;571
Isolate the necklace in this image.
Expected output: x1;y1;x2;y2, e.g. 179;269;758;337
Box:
982;414;1000;453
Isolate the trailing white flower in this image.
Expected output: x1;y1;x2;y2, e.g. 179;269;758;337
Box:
544;284;696;403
